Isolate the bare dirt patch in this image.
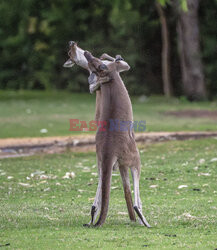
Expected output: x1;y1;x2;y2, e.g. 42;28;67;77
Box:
1;131;217;159
165;110;217;119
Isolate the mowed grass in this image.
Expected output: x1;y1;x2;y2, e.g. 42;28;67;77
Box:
0;138;217;249
0;91;217;138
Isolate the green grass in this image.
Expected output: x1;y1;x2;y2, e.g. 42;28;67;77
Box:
0;138;217;249
0;91;217;138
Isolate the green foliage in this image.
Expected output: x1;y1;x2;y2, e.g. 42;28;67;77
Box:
0;0;216;97
180;0;188;12
157;0;187;11
157;0;170;6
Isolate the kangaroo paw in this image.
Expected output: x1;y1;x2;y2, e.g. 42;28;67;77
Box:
83;205;98;227
134;206;151;228
93;222;103;227
91;205;97;224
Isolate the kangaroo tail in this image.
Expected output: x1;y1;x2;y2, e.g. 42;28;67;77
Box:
94;156;113;227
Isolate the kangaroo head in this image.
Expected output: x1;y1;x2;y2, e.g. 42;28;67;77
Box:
84;51;130;78
63;41;89;70
84;51;110;77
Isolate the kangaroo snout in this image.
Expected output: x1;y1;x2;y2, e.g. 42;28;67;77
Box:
69;41;76;47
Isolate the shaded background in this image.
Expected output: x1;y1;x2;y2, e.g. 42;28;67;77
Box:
0;0;216;99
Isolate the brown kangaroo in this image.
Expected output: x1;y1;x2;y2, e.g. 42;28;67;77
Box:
64;42;150;227
83;51;151;227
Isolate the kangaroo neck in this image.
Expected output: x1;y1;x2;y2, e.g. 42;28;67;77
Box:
99;72;133;121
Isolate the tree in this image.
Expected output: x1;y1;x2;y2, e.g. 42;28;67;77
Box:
156;2;173;97
176;0;207;101
0;0;215;99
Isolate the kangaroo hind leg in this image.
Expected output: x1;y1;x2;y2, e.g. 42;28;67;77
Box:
94;156;115;227
83;165;102;227
119;166;136;222
131;167;151;228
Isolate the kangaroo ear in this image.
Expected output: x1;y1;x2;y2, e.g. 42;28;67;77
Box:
98;64;108;71
115;55;124;62
63;59;75;68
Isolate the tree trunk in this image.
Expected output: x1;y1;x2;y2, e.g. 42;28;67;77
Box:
156;2;173;97
176;0;207;101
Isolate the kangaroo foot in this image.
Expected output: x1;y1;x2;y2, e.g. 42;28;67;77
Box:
83;205;98;227
134;206;151;228
83;223;91;227
91;205;97;224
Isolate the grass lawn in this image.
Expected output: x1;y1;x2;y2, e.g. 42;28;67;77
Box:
0;91;217;138
0;138;217;249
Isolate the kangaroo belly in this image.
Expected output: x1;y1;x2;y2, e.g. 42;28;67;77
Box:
96;130;139;168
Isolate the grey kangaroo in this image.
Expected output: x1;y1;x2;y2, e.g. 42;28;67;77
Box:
64;42;150;227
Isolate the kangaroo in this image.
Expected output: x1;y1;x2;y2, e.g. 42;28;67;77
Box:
63;42;150;227
83;51;151;227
